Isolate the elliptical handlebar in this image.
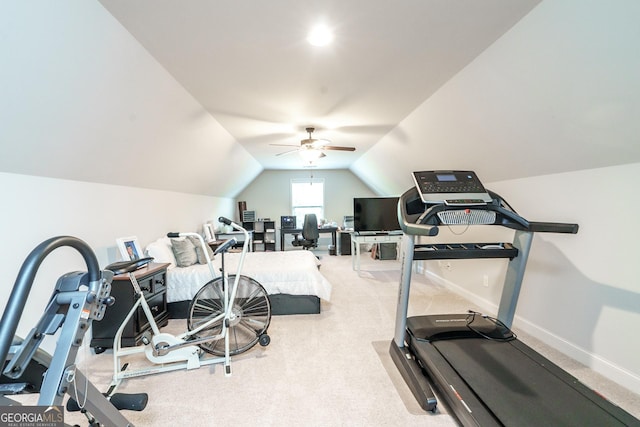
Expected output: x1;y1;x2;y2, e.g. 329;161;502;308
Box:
0;236;101;383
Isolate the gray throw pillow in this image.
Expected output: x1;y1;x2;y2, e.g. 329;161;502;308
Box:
188;236;215;264
170;238;198;267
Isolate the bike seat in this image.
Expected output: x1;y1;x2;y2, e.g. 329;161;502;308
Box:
105;257;154;275
214;238;237;256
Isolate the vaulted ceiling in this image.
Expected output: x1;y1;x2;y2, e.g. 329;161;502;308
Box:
98;0;540;170
3;2;637;198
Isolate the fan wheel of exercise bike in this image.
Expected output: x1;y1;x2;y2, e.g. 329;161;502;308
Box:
187;274;271;356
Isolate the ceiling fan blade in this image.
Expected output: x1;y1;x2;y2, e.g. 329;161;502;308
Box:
275;149;300;156
270;143;301;147
301;138;331;147
323;146;356;151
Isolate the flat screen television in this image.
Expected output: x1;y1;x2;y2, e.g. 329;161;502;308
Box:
353;197;401;233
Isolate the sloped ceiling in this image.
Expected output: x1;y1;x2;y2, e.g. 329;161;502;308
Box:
4;2;637;198
1;1;261;198
97;0;541;171
352;1;640;195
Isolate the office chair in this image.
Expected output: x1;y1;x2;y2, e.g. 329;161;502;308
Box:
291;214;319;250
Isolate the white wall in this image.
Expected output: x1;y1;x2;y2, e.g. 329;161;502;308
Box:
235;169;376;248
350;0;640;394
0;1;261;198
0;169;233;354
236;169;378;223
489;164;640;391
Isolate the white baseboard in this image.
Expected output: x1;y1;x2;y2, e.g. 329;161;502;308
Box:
513;316;640;395
421;269;640;396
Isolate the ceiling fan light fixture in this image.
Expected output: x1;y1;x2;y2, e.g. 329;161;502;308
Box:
272;127;353;160
299;147;324;162
307;24;333;46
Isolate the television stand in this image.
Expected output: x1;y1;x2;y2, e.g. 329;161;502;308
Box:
351;232;403;272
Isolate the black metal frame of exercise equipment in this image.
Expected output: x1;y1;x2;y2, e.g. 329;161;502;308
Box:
390;185;640;426
0;236;145;426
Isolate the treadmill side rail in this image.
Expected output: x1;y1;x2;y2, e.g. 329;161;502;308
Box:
389;341;437;413
410;338;501;427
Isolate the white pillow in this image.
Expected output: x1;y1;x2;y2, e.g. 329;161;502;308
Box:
145;237;177;267
170;238;199;268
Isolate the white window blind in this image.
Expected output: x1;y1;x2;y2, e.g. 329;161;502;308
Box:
291;179;324;227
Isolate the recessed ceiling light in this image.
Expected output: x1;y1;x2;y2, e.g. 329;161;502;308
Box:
307;24;333;47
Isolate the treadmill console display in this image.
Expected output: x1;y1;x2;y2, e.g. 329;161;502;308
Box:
412;170;492;204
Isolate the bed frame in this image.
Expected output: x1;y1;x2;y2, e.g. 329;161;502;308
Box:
167;293;321;318
146;237;330;318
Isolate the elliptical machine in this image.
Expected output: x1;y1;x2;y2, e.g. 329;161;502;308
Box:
0;236;146;426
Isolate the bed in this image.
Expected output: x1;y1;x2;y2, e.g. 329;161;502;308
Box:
145;237;332;317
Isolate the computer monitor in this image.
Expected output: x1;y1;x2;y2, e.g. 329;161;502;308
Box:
353;197;401;233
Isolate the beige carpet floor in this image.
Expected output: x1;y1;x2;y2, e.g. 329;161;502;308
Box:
56;252;640;426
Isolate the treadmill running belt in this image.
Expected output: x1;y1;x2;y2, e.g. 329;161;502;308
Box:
433;338;634;427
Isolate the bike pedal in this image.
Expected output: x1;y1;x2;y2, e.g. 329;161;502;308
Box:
141;332;152;345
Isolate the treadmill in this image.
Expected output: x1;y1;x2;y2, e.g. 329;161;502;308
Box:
390;170;640;427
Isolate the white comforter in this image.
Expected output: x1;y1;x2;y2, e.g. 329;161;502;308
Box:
165;250;332;303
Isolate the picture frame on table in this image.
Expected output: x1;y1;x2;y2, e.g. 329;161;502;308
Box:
203;223;216;242
116;236;143;261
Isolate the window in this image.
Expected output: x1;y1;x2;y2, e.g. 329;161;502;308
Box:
291;179;324;227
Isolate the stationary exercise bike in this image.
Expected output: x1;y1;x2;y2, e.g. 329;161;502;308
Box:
109;217;271;391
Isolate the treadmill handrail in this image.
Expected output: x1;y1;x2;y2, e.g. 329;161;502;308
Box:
528;221;579;234
397;187;578;236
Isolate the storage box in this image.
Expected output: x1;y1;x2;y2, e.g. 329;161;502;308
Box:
377;243;397;260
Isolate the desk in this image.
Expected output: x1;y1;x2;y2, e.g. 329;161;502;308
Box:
280;227;338;251
351;233;403;272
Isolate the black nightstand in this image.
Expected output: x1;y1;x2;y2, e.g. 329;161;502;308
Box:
91;262;170;353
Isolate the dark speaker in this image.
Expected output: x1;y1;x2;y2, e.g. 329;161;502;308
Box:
281;216;296;229
339;232;351;255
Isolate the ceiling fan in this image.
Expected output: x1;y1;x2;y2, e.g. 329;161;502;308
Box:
271;127;356;159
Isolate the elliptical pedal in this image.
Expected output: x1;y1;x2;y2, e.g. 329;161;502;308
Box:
67;392;148;412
